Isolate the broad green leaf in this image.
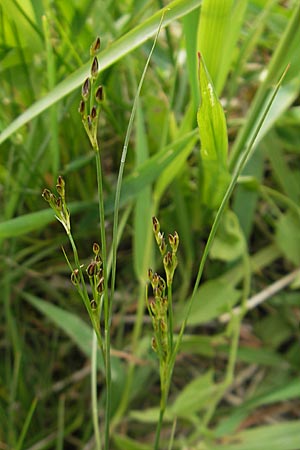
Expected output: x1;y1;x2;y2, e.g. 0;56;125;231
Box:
216;421;300;450
275;210;300;265
22;292;124;378
130;407;163;424
233;151;264;240
216;378;300;439
180;334;226;358
22;293;126;417
197;54;230;209
113;434;152;450
231;345;285;367
170;370;216;418
263;132;300;203
210;210;246;262
177;279;241;326
23;293;103;365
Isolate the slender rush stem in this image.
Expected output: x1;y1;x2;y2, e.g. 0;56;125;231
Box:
92;332;102;450
154;407;165;450
108;12;166;435
94;148;111;450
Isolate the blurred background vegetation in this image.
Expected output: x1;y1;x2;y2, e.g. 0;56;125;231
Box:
1;0;300;449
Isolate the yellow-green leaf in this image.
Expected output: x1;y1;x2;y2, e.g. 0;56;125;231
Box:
197;53;230;208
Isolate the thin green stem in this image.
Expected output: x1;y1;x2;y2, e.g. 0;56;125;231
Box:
94;149;111;450
92;332;102;450
110;280;145;431
15;397;38;450
260;185;300;219
154;402;166;450
56;395;65;450
110;12;166;313
108;14;165;436
67;233;102;341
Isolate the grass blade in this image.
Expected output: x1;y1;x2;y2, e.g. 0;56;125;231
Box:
0;0;202;145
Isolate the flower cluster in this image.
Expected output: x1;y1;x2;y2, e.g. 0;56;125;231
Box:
85;242;104;312
152;216;179;286
147;217;179;360
78;36;104;150
148;269;168;361
42;176;70;235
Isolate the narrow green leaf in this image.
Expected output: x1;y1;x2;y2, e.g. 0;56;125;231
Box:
229;3;300;170
197;54;230;208
197;0;247;94
133;104;152;280
0;0;202;145
106;129;198;212
0;201;94;239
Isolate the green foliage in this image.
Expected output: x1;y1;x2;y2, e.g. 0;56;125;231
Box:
197;53;231;210
1;0;300;449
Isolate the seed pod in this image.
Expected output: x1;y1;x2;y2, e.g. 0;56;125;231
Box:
93;242;100;255
55;197;62;211
164;251;172;269
78;99;85;115
169;231;179;253
86;261;98;277
90;36;101;56
56;176;65;197
90;299;97;310
152;216;160;234
91;56;99;79
42;188;52;202
91;105;97;119
151;337;158;352
159;236;166;256
82;77;91;101
87;114;92;129
159;318;167;332
97;277;105;294
95;85;104;103
148;268;153;282
71;269;80;286
149;298;156;315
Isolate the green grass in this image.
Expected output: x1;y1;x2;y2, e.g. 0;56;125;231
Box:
1;1;300;449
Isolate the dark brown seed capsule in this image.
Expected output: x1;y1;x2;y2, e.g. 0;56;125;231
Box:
78;99;85;114
90;36;101;56
95;85;104;103
91;57;99;79
42;188;51;202
82;77;91;100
